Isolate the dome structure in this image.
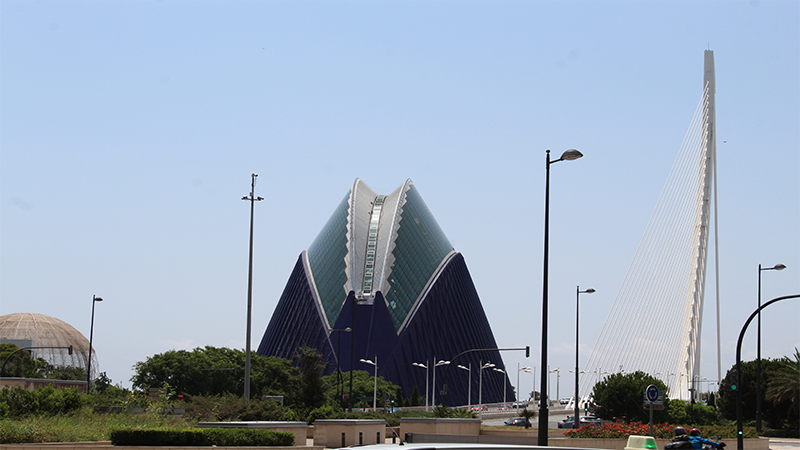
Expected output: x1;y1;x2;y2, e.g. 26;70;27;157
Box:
0;313;95;378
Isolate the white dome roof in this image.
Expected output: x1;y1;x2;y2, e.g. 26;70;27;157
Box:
0;312;97;377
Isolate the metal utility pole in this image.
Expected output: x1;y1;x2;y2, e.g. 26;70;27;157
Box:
242;173;263;399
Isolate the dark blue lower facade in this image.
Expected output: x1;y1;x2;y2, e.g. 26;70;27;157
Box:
257;252;514;407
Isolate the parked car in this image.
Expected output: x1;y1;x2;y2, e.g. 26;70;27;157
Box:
557;415;602;428
560;397;571;405
512;401;528;409
470;404;488;411
504;417;531;427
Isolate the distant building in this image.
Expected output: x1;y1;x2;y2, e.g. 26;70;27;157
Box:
0;312;93;392
257;179;512;406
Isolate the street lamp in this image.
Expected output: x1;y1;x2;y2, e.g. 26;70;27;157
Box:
539;148;583;445
574;286;596;428
87;295;103;390
494;367;507;407
413;361;429;411
329;327;352;408
756;263;785;432
549;367;560;404
479;361;495;409
432;359;450;407
517;364;531;406
458;364;472;409
360;356;378;410
242;173;263;400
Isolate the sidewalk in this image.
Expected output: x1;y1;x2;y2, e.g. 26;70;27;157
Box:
768;438;800;450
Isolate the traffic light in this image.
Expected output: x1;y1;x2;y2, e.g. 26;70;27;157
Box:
526;346;530;358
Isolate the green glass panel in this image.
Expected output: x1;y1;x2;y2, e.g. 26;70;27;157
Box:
308;192;350;326
385;185;453;331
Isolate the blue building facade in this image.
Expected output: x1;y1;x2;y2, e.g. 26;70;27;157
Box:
257;179;513;407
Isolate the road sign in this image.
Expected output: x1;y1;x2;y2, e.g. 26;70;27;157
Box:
643;403;664;410
177;393;184;400
645;385;659;402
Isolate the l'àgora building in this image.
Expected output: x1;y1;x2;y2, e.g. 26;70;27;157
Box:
257;179;513;407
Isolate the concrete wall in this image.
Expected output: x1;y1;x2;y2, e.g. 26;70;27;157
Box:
312;419;386;448
399;417;482;439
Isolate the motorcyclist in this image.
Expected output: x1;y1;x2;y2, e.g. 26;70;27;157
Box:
688;428;725;450
665;427;693;449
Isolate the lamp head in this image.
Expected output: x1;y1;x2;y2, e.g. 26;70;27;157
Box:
585;288;596;294
774;263;787;271
93;296;103;302
560;149;583;161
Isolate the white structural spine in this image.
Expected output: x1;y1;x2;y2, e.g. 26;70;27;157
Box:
675;51;716;399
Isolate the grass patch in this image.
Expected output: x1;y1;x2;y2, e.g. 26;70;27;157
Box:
0;407;196;444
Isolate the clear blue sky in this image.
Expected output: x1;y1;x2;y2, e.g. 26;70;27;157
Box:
2;0;798;393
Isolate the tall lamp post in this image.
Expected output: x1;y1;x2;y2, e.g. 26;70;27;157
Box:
538;148;583;445
329;327;351;408
360;356;378;410
86;295;103;390
458;364;472;409
517;364;531;405
413;361;430;411
574;286;596;428
494;367;507;406
432;359;450;407
756;263;786;432
242;173;263;400
479;361;495;408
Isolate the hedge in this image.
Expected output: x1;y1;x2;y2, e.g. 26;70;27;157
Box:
110;428;294;446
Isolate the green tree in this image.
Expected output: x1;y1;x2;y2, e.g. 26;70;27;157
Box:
666;399;719;425
591;371;669;423
295;346;326;410
765;348;800;428
717;357;789;428
46;365;87;381
410;385;421;407
131;346;301;404
321;369;402;410
0;343;35;378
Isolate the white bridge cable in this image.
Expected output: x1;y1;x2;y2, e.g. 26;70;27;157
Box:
581;86;712;401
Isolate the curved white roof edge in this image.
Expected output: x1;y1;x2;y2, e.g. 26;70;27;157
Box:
398;250;458;335
301;249;332;330
373;178;412;295
347;178;377;296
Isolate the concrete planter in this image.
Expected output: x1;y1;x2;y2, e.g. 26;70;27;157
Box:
312;419;387;448
399;417;482;439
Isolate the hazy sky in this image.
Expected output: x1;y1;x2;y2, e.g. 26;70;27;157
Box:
1;0;798;394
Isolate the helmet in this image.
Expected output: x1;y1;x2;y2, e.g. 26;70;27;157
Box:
674;427;686;436
690;429;701;437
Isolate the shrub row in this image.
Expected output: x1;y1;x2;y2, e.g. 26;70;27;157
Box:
109;428;294;446
0;386;83;418
563;422;758;439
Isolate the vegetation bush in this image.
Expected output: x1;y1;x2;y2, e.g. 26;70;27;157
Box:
109;428;293;446
666;400;720;425
182;393;296;422
563;422;758;439
0;406;193;444
0;386;83;418
433;405;477;419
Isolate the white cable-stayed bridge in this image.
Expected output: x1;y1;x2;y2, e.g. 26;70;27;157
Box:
576;50;720;403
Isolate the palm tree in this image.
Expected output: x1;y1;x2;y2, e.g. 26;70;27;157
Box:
766;348;800;416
